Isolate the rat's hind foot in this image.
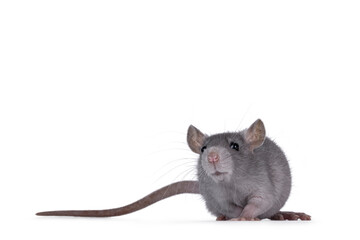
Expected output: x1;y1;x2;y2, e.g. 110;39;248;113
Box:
270;211;311;221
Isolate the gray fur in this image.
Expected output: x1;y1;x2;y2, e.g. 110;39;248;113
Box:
188;119;291;219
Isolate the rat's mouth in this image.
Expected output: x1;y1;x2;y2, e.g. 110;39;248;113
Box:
210;171;229;182
212;171;227;176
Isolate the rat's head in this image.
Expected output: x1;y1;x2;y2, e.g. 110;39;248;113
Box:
187;119;266;183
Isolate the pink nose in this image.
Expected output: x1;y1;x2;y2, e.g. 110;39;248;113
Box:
208;152;220;163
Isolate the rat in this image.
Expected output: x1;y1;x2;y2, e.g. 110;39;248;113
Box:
36;119;310;221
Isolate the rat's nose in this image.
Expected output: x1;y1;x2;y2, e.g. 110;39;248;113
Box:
208;152;220;163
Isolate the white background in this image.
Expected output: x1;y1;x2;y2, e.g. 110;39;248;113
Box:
1;0;359;239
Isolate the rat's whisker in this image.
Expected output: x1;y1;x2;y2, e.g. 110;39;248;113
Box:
173;165;197;183
153;161;197;184
154;157;196;175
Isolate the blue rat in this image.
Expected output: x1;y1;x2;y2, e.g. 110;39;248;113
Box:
37;119;310;221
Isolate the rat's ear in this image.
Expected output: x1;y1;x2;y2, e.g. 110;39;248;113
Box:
245;119;266;152
187;125;206;154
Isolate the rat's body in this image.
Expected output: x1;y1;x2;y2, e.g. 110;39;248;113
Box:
37;119;310;221
197;135;291;220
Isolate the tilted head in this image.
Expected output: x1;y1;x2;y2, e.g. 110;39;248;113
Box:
187;119;266;183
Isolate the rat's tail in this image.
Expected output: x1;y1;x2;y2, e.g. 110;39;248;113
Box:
36;180;199;217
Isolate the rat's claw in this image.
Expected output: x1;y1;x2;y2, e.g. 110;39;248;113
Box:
297;212;311;221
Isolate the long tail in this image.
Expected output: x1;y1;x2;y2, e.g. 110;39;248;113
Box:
36;180;199;217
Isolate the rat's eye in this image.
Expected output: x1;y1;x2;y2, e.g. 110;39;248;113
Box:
230;142;239;151
200;146;207;153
